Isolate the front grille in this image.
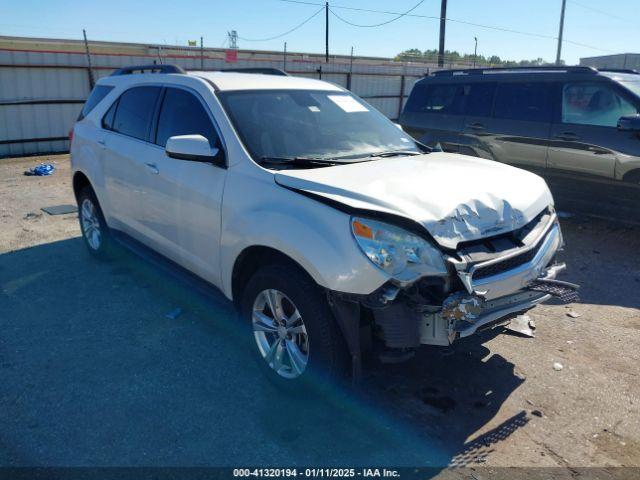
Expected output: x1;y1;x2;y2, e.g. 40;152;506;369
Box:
472;240;544;280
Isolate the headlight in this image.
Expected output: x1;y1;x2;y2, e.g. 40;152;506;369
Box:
351;217;447;281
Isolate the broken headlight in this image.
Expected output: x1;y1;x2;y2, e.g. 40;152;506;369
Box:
351;217;447;281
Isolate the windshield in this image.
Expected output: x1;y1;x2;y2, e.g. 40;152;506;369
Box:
218;89;421;166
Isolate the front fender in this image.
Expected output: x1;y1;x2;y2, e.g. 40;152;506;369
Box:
219;173;388;300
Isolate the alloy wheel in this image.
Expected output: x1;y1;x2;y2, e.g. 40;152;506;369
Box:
252;289;309;379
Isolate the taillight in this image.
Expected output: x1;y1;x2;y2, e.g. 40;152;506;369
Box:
68;127;74;146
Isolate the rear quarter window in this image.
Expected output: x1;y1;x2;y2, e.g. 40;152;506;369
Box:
78;85;114;121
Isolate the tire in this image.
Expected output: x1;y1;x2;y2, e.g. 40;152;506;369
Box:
77;186;115;260
240;263;349;389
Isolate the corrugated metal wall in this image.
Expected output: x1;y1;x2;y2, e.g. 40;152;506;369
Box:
0;45;427;158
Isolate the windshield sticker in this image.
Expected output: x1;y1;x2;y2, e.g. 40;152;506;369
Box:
308;105;320;112
328;95;369;113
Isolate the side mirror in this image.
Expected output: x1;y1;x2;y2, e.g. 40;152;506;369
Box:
165;135;225;166
617;114;640;132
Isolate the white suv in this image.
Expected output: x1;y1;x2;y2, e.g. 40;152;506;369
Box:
70;64;576;384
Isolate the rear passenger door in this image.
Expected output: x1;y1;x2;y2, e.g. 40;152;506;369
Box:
101;86;162;236
142;86;227;286
460;82;497;159
400;82;466;152
547;81;640;178
480;81;555;169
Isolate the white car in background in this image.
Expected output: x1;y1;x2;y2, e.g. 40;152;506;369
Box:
70;64;577;385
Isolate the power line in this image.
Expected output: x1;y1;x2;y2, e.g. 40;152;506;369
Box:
237;6;324;41
328;0;426;28
568;0;634;24
276;0;614;52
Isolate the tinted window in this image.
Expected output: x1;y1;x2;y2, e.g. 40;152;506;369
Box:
155;88;218;147
78;85;113;120
562;82;638;127
219;90;419;162
464;83;496;116
493;82;553;122
404;83;465;115
112;86;161;141
102;100;118;130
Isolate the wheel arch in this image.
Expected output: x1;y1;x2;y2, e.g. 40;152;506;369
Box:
72;171;93;202
231;246;315;306
622;168;640;183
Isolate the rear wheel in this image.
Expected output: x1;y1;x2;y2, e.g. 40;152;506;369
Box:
78;187;114;259
241;263;348;388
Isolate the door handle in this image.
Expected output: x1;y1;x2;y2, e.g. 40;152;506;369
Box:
97;139;106;148
145;162;159;174
554;132;579;141
466;122;486;130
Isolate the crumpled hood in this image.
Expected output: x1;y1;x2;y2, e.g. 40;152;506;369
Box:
274;152;553;249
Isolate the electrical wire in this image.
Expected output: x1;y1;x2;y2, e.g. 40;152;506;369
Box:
568;0;634;24
277;0;614;52
328;0;426;28
237;6;324;41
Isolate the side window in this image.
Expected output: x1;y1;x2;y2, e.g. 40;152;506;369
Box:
464;83;496;117
155;88;218;148
493;82;553;122
102;100;118;130
404;83;465;115
78;85;114;121
111;86;161;141
562;82;638;127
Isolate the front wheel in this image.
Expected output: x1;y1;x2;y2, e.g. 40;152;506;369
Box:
241;263;348;387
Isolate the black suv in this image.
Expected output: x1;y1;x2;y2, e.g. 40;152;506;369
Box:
399;66;640;184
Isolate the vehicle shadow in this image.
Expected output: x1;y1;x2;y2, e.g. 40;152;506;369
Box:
554;215;640;309
0;238;527;470
0;232;622;470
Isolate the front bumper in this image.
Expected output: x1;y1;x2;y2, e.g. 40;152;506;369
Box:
369;216;577;348
452;262;565;338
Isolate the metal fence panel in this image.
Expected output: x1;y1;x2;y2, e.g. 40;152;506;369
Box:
0;45;435;158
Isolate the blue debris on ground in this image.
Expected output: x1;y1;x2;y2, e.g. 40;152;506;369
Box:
25;163;56;176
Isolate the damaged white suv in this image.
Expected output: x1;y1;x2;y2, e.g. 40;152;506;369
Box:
71;64;577;383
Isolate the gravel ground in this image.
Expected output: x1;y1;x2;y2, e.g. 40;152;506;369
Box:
0;155;639;475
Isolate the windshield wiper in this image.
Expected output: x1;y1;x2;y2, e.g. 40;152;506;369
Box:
367;150;422;158
259;156;346;168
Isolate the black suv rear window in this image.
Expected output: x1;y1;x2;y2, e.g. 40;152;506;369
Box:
78;85;114;121
404;83;465;115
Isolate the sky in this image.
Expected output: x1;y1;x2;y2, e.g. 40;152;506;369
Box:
1;0;638;64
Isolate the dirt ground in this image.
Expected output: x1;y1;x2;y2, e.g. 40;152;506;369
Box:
1;154;639;475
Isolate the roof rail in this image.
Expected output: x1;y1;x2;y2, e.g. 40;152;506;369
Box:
431;66;597;76
599;68;639;75
218;67;289;76
111;64;186;76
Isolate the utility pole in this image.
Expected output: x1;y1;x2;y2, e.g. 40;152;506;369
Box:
283;42;287;71
200;36;204;70
325;2;329;63
82;29;94;89
437;0;447;67
349;46;354;75
473;36;478;68
555;0;567;65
